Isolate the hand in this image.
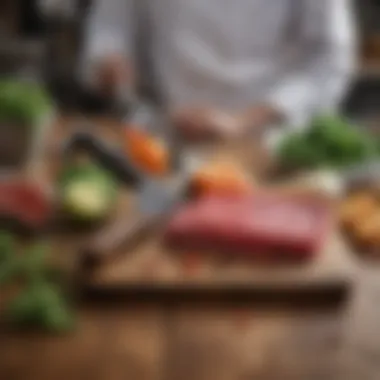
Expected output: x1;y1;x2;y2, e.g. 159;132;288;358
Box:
239;105;283;133
172;108;243;141
95;55;133;96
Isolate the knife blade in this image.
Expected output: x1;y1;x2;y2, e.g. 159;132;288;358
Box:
81;175;190;267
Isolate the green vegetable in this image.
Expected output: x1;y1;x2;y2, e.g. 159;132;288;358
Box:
1;236;75;334
0;78;53;127
59;162;118;222
278;114;379;170
7;281;74;332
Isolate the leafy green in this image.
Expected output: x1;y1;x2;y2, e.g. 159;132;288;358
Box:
278;114;379;170
0;234;75;334
6;281;74;332
0;78;53;127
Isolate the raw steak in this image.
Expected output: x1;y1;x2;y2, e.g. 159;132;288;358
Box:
165;193;332;260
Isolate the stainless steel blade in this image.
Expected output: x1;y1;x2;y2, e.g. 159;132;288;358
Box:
137;177;189;218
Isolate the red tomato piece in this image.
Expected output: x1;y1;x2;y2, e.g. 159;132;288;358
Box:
0;180;52;228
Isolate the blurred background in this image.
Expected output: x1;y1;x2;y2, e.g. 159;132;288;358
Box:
1;0;380;117
1;3;380;380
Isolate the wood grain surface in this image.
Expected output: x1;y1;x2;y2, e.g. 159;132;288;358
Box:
2;272;380;380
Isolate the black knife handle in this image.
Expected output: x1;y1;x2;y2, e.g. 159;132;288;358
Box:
63;132;144;187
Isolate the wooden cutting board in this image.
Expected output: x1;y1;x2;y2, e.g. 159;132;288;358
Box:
42;117;358;299
80;223;356;298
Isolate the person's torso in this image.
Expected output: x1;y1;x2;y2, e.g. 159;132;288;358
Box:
137;0;300;111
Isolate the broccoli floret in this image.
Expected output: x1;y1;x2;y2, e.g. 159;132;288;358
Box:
2;239;76;333
278;114;379;170
7;281;74;333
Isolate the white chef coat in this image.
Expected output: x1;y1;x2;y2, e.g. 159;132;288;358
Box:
81;0;356;129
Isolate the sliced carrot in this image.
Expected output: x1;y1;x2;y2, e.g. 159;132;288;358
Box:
124;129;169;176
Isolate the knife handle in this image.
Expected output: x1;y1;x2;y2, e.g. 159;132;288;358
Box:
63;132;143;187
81;213;155;267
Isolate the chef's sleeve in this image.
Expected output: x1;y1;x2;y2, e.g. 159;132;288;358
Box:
267;0;356;129
80;0;134;89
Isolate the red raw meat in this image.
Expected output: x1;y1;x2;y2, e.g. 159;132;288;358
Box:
0;180;52;229
165;194;332;260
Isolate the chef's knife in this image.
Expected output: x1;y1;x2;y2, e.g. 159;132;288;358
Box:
81;175;190;267
79;102;206;266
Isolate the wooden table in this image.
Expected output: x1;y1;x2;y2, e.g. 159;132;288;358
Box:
2;269;380;380
2;116;380;379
